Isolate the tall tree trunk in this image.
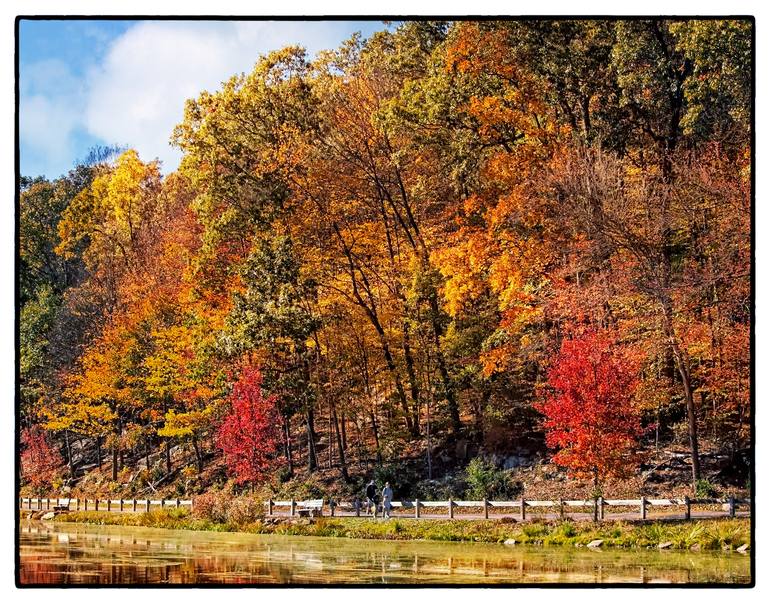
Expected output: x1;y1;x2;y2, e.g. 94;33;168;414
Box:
283;414;294;476
474;389;490;445
328;400;334;469
402;320;422;437
64;430;75;476
111;444;118;481
96;436;102;470
427;289;461;434
331;400;349;482
145;438;151;471
192;435;204;474
341;412;348;451
165;440;172;475
306;410;317;472
117;418;124;471
369;409;382;464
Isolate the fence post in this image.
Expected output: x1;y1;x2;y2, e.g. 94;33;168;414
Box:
415;499;420;519
598;496;604;521
107;499;111;512
640;497;647;520
561;499;566;521
268;499;273;516
176;498;180;509
592;498;598;522
146;499;150;513
330;499;335;517
448;497;454;519
483;497;489;520
354;498;360;517
133;499;137;512
119;499;124;512
160;499;165;510
290;498;296;517
95;499;99;512
684;495;691;520
520;496;526;521
729;496;736;518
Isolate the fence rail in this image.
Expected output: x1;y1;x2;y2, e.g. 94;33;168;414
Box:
19;497;193;513
263;496;751;521
20;495;750;522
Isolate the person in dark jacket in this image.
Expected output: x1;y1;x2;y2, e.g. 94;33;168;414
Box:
365;480;377;517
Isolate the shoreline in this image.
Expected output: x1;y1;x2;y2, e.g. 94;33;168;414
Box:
34;509;751;553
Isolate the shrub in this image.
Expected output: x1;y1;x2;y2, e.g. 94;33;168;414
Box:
193;491;264;526
463;457;520;500
226;496;264;525
695;479;718;498
192;490;230;523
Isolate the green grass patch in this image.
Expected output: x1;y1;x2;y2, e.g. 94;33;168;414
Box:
49;510;750;552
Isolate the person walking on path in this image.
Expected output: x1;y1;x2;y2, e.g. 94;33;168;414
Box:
382;482;393;519
365;480;377;517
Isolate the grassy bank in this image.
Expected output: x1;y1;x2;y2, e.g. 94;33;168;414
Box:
48;509;750;552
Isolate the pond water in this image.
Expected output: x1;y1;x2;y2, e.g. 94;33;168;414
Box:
18;521;750;585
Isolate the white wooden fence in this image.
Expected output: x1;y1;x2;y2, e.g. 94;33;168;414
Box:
19;497;193;513
264;495;750;521
20;495;750;521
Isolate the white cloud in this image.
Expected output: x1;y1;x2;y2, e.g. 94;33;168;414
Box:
83;21;365;173
19;59;83;175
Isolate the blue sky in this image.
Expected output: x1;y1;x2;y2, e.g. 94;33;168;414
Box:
19;19;386;179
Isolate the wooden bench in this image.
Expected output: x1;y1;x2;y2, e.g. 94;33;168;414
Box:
296;499;324;517
53;499;71;512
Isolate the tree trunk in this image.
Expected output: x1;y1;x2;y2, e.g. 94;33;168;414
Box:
306;410;317;472
192;435;204;474
369;409;382;464
331;400;350;482
165;440;172;475
64;430;75;476
402;321;422;437
474;389;490;445
283;414;294;476
145;438;151;471
111;444;118;481
341;412;348;451
117;418;123;471
328;400;334;469
429;293;461;435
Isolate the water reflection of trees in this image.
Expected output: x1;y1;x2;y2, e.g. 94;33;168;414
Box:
18;523;749;585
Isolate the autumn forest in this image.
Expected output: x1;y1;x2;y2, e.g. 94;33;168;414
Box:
18;20;752;502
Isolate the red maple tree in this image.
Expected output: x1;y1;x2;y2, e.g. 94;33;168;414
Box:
20;426;63;493
536;330;643;489
216;365;279;486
